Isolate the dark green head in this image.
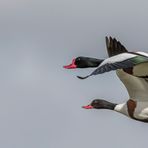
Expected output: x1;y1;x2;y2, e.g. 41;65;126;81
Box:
64;57;103;69
82;99;117;110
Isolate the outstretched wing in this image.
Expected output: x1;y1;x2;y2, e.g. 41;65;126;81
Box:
117;69;148;101
77;52;148;79
106;36;128;57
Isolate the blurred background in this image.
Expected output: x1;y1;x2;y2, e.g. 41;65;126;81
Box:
0;0;148;148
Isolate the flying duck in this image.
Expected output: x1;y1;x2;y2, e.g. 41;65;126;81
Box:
64;37;148;122
63;37;127;69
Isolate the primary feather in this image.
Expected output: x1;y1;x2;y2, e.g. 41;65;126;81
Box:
106;36;128;57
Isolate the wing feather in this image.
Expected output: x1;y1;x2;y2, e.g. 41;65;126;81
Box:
105;36;128;57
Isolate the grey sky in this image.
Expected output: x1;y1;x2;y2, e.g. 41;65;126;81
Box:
0;0;148;148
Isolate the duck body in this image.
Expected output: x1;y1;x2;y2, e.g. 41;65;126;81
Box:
114;100;148;122
116;69;148;122
82;68;148;122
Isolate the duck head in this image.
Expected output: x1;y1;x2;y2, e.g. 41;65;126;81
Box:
63;57;103;69
82;99;117;110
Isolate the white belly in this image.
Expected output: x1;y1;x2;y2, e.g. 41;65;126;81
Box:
115;101;148;121
134;102;148;120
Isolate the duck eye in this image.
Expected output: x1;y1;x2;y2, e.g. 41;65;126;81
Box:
94;100;98;103
76;58;81;62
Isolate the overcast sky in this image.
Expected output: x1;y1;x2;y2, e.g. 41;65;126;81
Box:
0;0;148;148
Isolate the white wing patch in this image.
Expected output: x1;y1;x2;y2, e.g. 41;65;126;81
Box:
136;51;148;57
99;53;136;67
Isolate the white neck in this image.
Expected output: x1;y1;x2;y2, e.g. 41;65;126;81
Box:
114;103;129;116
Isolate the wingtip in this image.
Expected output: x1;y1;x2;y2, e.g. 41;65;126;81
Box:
109;36;112;40
77;75;90;80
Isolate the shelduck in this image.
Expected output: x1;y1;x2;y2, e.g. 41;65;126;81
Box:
64;37;148;122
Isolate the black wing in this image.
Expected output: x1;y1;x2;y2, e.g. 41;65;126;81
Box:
106;36;128;57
